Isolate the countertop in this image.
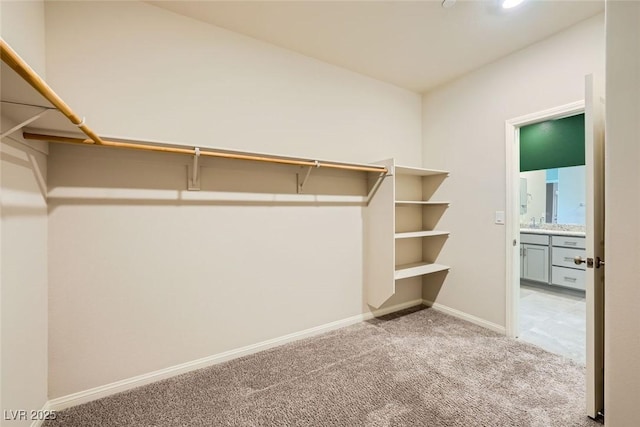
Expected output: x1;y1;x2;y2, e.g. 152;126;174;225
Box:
520;225;586;237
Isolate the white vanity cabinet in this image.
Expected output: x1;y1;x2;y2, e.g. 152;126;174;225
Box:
520;233;550;283
519;231;586;291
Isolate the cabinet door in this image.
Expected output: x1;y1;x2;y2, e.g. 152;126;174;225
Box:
522;244;549;283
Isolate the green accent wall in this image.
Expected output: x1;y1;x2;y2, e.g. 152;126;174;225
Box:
520;114;585;172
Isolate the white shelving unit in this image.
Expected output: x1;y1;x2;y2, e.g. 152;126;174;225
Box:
367;159;450;308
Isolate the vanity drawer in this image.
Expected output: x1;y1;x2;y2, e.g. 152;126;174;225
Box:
552;266;585;290
552;247;586;270
551;235;585;249
520;233;549;245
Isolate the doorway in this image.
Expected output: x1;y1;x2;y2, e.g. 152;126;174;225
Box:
505;100;585;340
518;113;587;363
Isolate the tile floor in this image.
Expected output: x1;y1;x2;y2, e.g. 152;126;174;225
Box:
519;283;586;364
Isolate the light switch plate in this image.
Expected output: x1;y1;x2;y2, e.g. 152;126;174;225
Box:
495;211;505;225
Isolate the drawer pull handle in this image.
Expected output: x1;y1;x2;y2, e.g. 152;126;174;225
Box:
564;257;574;262
564;241;577;246
564;276;577;282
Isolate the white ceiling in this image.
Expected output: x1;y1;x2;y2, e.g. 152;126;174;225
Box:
148;0;604;93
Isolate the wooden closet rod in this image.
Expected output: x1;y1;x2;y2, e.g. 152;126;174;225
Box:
0;38;104;145
22;132;389;173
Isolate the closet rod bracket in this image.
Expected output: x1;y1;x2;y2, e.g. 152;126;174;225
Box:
187;147;201;191
297;160;319;194
0;108;49;139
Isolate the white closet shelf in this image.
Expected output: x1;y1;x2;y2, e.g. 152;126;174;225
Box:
394;166;449;176
395;230;450;239
394;262;450;280
395;201;450;206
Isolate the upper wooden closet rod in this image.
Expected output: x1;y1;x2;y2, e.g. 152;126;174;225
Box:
1;38;387;174
0;38;104;145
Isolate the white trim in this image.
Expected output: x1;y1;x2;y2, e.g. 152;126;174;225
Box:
423;299;506;334
504;101;585;338
29;401;52;427
47;299;423;411
505;118;520;338
505;101;585;128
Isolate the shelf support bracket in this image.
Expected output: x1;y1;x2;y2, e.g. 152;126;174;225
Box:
0;108;50;139
366;171;388;205
187;147;201;191
297;160;319;194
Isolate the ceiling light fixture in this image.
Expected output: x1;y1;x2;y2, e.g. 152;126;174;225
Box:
502;0;525;9
441;0;456;9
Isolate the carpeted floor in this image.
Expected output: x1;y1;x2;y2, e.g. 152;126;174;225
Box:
44;306;599;426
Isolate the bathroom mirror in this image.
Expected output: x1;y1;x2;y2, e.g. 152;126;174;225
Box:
519;165;585;226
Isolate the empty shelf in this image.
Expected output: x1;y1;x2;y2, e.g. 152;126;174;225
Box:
395;231;450;239
394;166;449;176
395;201;450;206
394;262;450;280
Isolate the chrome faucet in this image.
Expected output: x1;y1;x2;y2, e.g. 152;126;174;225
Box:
530;217;537;228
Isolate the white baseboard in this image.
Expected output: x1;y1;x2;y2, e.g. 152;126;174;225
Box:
29;401;52;427
47;298;424;412
422;299;506;334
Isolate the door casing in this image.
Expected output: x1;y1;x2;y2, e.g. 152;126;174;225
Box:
504;100;584;338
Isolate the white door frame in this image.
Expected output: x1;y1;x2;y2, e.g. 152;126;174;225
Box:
504;100;585;338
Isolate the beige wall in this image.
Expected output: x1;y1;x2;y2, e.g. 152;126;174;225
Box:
1;1;49;425
0;0;46;76
604;1;640;425
421;14;604;326
44;1;421;165
1;129;49;425
44;1;422;398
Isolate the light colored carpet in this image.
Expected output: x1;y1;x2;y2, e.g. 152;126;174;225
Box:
45;306;599;426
